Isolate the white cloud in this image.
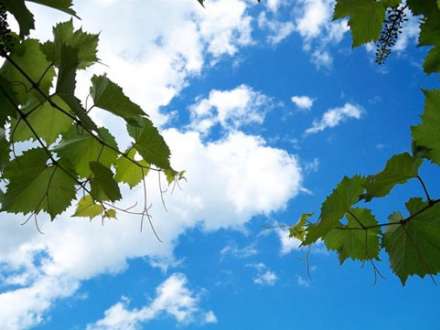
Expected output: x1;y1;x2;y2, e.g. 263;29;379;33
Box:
393;11;420;52
293;0;349;68
189;85;272;135
295;0;332;40
204;310;218;324
296;275;311;287
220;243;258;259
0;1;308;328
305;103;363;134
276;227;301;255
291;95;314;110
86;274;214;330
251;263;278;286
27;0;256;126
0;129;302;329
311;49;333;69
258;12;295;45
304;158;320;173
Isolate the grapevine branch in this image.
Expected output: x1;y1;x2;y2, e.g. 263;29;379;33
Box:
3;54;162;174
0;85;157;228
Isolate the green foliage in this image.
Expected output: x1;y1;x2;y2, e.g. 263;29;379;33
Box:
363;153;422;200
334;0;386;47
0;2;181;222
291;0;440;284
324;208;380;264
412;90;440;165
304;176;365;244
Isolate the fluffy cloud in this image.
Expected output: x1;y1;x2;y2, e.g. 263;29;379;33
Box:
250;263;278;286
276;227;301;255
0;1;308;328
0;129;302;329
189;85;272;135
27;0;255;125
305;103;363;134
86;274;215;330
220;243;258;259
258;12;295;45
293;0;349;68
291;95;314;110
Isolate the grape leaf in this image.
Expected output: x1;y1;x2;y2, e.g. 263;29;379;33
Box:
384;200;440;284
127;117;172;170
42;20;98;69
405;197;426;215
56;44;98;133
55;127;118;178
0;39;55;103
13;96;73;145
408;0;440;47
90;161;121;202
0;77;17;124
104;208;116;219
412;90;440;165
304;176;365;244
324;208;380;263
334;0;386;47
424;46;440;74
289;213;313;242
363;153;422;200
1;0;34;36
91;75;145;120
114;148;149;188
2;148;76;219
27;0;77;17
73;195;104;219
0;128;9;171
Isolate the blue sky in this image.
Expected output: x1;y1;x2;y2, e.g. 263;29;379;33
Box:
0;0;439;329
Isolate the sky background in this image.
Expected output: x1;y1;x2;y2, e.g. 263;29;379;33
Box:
0;0;439;329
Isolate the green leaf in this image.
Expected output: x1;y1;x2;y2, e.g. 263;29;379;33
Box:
2;0;34;36
91;75;145;120
73;195;104;219
12;96;73;145
304;176;365;244
405;197;426;215
55;127;118;178
127;117;172;170
424;46;440;74
114;148;149;188
324;208;380;263
0;128;9;171
412;90;440;164
104;208;116;219
334;0;386;47
2;148;76;219
90;161;121;202
0;77;18;124
363;153;422;200
289;213;313;242
42;20;98;69
384;201;440;284
55;44;98;133
0;39;55;103
27;0;77;17
408;0;440;47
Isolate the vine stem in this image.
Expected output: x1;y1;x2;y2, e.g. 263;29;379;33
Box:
3;53;162;173
416;175;432;203
337;199;440;231
0;86;148;220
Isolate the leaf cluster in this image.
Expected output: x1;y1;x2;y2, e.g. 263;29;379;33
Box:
0;1;182;224
290;0;440;284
